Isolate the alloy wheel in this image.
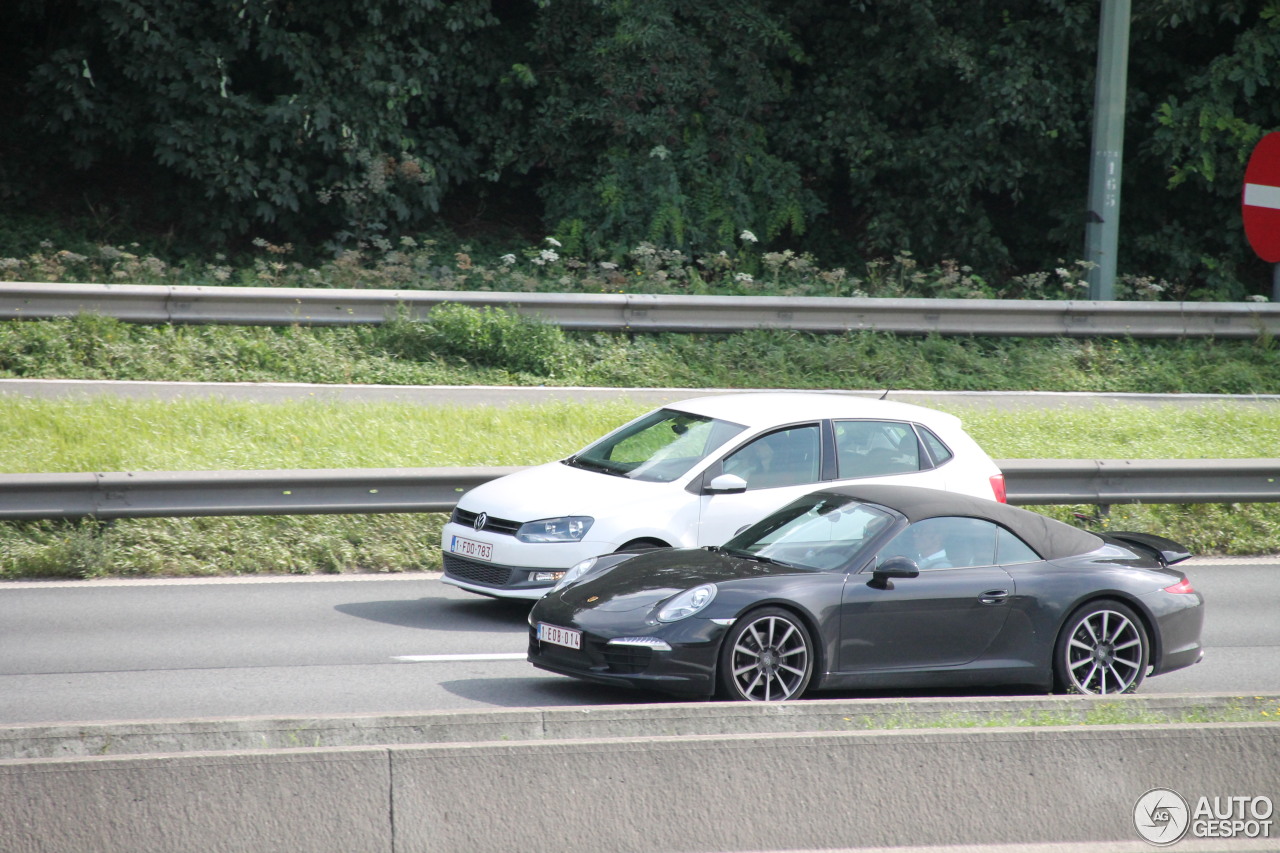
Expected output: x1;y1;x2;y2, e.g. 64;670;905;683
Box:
1059;604;1148;694
722;610;813;701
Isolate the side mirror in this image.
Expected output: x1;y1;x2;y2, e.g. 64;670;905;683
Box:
706;473;748;494
870;556;919;589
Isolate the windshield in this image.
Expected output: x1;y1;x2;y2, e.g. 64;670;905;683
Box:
723;495;895;571
565;408;746;483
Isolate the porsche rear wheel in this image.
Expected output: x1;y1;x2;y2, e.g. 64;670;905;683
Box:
1054;600;1149;695
718;608;814;702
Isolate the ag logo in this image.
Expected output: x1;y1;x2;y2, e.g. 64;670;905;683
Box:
1134;788;1190;846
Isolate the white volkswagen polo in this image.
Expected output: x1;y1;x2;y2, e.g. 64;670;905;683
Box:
441;393;1005;599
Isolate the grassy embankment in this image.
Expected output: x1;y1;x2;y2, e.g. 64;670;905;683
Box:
1;394;1276;579
1;292;1277;579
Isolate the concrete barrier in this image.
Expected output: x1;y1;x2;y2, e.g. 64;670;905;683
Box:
3;693;1277;761
2;696;1277;853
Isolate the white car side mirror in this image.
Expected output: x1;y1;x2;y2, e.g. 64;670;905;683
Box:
706;473;748;494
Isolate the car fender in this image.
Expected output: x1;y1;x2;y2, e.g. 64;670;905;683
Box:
702;578;839;683
1049;586;1161;664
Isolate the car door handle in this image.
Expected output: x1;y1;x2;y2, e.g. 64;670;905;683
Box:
978;589;1010;605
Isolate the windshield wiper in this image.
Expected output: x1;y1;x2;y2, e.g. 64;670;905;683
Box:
564;456;625;477
723;548;796;568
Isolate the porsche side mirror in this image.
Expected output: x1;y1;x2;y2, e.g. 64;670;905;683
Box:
705;473;748;494
870;556;920;588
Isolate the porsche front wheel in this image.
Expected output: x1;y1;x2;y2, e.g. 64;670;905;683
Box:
718;608;814;702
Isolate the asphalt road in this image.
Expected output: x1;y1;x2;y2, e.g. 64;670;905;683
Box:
1;559;1276;726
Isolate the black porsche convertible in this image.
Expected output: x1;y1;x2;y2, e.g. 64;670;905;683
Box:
527;485;1205;701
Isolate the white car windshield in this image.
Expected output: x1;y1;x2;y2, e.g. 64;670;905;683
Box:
565;408;746;483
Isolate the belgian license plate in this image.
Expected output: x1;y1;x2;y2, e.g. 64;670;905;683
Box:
538;623;582;650
450;535;493;561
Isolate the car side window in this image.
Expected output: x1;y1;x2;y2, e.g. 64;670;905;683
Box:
834;420;921;478
996;527;1041;564
722;424;821;490
918;427;953;466
875;517;999;570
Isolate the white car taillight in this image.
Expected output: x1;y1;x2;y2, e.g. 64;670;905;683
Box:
990;473;1008;503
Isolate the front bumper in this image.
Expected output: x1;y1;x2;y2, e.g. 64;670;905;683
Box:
527;618;726;698
441;552;560;599
441;520;618;599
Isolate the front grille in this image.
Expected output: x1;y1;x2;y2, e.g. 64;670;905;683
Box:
601;644;653;675
442;553;515;587
452;508;522;537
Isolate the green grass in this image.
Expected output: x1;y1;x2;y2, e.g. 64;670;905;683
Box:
1;313;1279;395
1;397;1277;579
2;397;1278;473
835;696;1280;730
0;398;647;472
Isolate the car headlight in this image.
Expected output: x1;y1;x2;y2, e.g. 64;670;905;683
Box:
516;516;594;543
553;556;597;591
657;583;717;622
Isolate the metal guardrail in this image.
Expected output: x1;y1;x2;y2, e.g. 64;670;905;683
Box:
2;281;1278;337
996;458;1280;505
0;467;508;521
0;460;1276;521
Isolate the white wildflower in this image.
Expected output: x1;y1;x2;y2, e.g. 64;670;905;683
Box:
545;237;562;248
501;254;517;266
739;230;758;243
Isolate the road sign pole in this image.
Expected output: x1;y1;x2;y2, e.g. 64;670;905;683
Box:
1084;0;1132;301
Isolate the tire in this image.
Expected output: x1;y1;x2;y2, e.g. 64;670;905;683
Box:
718;607;814;701
1053;600;1149;695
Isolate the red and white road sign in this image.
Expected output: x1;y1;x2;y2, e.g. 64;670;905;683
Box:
1243;132;1280;262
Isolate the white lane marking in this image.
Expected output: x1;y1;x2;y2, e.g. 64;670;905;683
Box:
393;653;526;663
1244;183;1280;210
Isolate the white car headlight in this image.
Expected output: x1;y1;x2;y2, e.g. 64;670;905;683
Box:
657;583;717;622
516;516;594;543
553;556;598;591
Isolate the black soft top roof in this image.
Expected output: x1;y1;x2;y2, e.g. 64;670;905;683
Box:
814;484;1103;561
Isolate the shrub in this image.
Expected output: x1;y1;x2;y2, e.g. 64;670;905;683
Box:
376;304;572;377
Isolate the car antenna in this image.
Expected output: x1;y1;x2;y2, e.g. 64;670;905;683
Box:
878;389;890;400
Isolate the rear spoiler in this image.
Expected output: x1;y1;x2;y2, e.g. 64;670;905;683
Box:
1109;531;1192;567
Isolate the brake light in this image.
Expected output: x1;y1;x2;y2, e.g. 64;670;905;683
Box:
1164;578;1196;595
989;473;1007;503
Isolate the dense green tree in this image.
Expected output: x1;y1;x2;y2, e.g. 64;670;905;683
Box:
2;0;1277;295
520;0;821;254
4;0;528;244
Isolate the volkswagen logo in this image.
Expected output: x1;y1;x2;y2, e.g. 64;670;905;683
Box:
473;512;488;532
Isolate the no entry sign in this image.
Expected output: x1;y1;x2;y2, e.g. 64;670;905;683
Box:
1243;132;1280;263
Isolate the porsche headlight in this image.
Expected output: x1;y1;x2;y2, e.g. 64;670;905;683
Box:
657;583;717;623
553;556;597;591
516;516;594;543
